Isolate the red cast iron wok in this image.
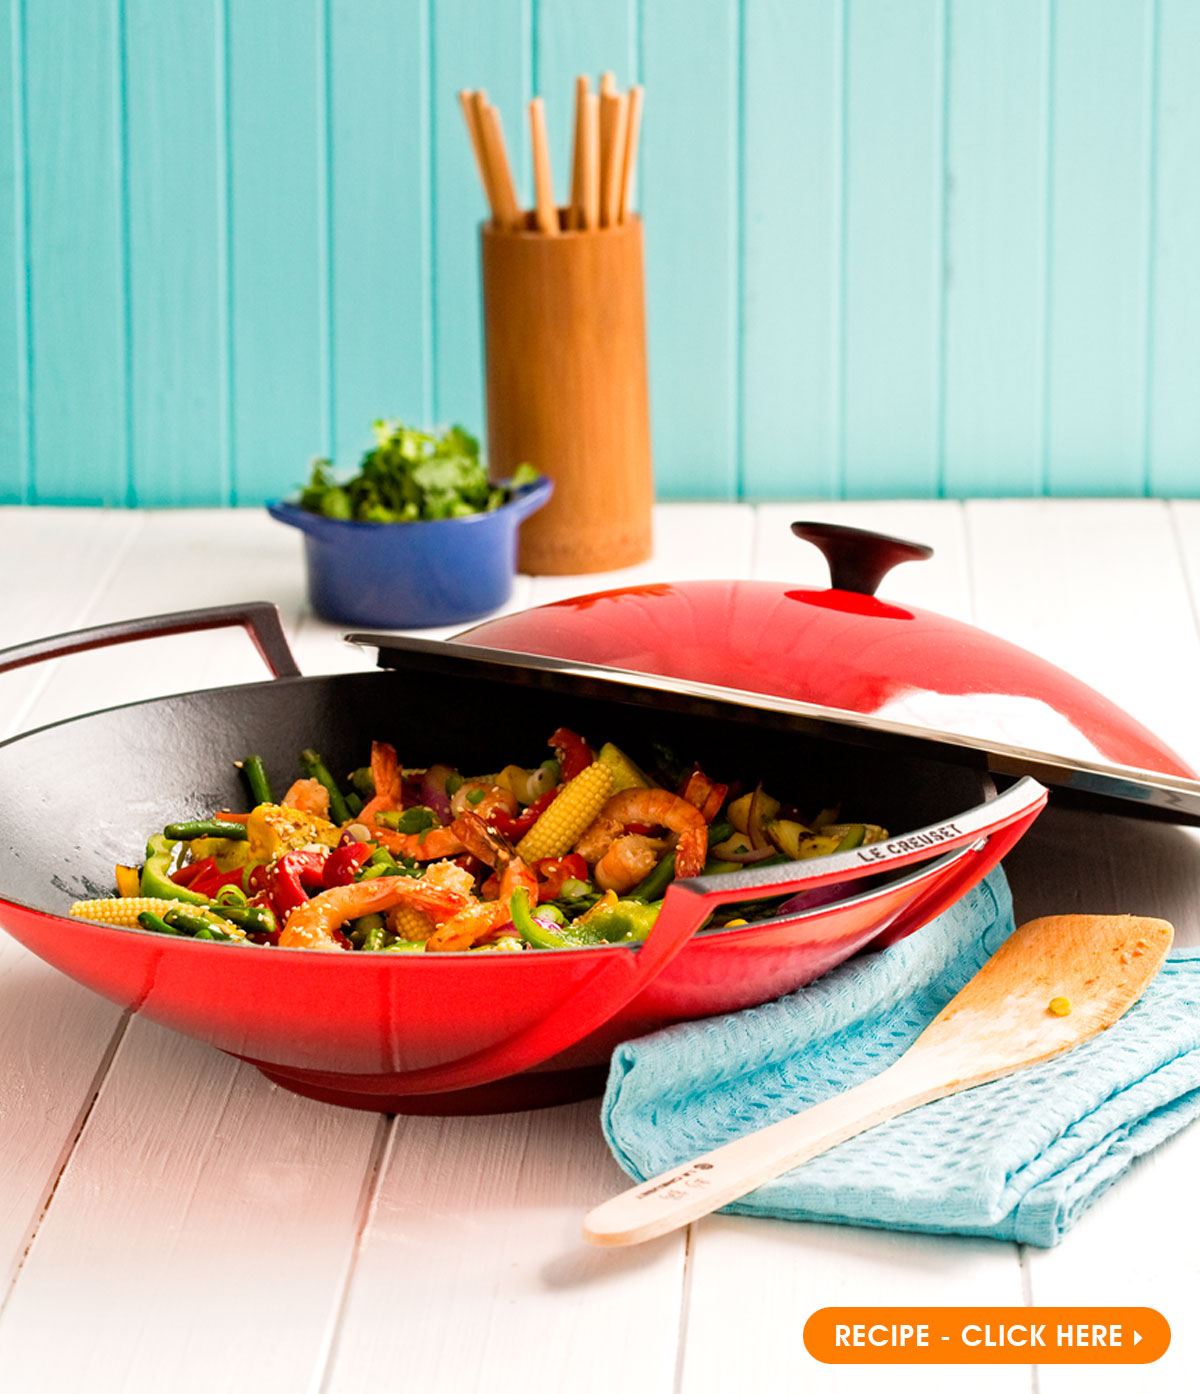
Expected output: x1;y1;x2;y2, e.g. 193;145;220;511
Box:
0;599;1050;1115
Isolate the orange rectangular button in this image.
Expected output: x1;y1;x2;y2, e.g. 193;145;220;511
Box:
803;1307;1169;1364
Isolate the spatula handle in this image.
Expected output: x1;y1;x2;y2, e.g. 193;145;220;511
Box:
584;1061;940;1247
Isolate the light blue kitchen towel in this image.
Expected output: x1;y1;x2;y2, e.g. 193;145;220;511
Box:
601;868;1200;1247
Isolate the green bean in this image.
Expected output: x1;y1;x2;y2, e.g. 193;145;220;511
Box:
629;850;678;902
162;908;213;934
137;910;180;936
348;913;386;948
164;909;237;941
191;924;241;943
164;819;249;842
238;755;273;807
207;902;277;936
630;821;735;900
299;748;351;825
360;923;388;952
349;766;375;798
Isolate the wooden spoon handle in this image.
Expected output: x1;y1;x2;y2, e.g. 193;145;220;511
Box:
583;1061;932;1247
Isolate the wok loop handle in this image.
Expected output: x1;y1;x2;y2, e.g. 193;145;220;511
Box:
0;603;301;681
677;776;1047;908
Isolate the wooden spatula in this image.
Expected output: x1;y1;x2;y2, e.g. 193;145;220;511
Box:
584;914;1173;1247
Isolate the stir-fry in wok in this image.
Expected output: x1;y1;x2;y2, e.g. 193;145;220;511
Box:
70;729;887;952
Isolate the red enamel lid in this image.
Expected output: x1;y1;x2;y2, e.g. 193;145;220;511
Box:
458;521;1200;817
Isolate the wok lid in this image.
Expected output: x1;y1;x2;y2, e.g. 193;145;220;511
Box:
385;520;1200;826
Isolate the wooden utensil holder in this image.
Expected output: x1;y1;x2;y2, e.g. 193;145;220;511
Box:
481;215;653;574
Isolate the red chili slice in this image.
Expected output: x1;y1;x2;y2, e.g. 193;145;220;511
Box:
548;727;594;782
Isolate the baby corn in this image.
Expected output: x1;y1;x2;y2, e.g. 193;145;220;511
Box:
388;904;436;942
517;761;613;864
69;897;213;927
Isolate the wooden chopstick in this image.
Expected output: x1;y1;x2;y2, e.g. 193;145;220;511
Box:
599;90;627;228
528;97;558;234
458;89;499;221
477;97;523;230
618;84;644;224
581;91;600;230
568;75;589;231
461;75;644;233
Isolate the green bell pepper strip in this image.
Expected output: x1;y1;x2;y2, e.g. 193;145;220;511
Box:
237;755;273;807
163;819;249;842
140;834;210;905
835;825;867;851
577;900;660;943
299;748;351;825
373;807;437;834
510;888;660;949
510;888;571;948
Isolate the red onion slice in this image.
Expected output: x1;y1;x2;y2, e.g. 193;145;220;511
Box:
420;764;455;824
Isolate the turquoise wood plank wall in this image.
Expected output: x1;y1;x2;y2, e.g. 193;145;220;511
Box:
2;0;1197;506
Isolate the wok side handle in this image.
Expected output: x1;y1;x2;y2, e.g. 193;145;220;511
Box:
285;883;717;1098
677;776;1048;908
0;603;302;680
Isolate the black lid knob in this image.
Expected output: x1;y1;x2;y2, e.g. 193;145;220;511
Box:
791;520;933;597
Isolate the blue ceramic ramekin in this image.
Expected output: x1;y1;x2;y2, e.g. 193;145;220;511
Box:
267;475;552;628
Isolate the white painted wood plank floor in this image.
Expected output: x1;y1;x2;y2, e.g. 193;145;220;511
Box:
1;500;1197;1394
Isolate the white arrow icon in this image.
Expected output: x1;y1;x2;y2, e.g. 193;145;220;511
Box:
1134;1331;1142;1346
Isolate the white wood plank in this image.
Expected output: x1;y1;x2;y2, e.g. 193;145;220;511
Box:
326;1101;686;1394
0;948;126;1296
0;508;145;1307
0;1018;382;1394
971;497;1200;1392
25;508;311;728
0;508;143;737
681;1217;1029;1394
1023;1117;1200;1394
1168;498;1200;599
965;499;1200;770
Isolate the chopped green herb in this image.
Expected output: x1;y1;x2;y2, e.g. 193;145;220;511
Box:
297;420;539;523
374;806;438;835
